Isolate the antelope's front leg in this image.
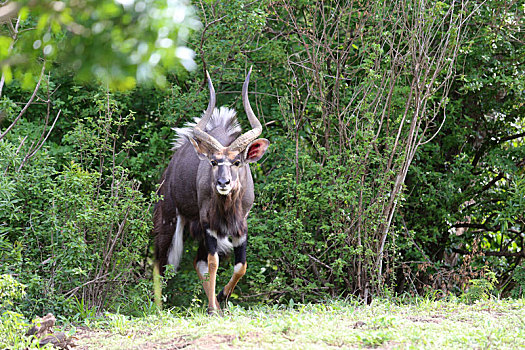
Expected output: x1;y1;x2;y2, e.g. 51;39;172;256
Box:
195;230;220;314
217;234;247;305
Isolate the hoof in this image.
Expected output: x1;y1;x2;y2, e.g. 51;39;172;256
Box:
217;289;227;303
217;289;233;309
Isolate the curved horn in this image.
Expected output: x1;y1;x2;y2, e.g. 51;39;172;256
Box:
193;71;223;151
229;67;262;152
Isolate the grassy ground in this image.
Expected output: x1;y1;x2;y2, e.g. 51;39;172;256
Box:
70;298;525;349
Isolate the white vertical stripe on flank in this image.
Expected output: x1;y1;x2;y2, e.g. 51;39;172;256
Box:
167;215;185;270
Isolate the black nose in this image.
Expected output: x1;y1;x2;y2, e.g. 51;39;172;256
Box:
217;178;230;187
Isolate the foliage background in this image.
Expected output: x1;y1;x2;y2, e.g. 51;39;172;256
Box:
0;0;524;320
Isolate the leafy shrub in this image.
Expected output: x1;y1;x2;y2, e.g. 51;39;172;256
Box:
461;269;498;304
0;275;35;350
0;310;37;350
399;0;525;295
0;88;155;317
510;264;525;299
243;138;394;303
0;274;26;310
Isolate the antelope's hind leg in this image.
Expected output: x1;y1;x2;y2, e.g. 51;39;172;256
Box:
217;234;247;306
153;205;176;276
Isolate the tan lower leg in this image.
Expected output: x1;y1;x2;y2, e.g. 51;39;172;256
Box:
222;262;247;298
194;256;220;311
206;253;219;310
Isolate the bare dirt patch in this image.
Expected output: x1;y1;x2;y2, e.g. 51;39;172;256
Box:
136;336;192;350
407;314;444;324
72;327;113;349
190;332;263;349
190;334;236;349
72;328;264;350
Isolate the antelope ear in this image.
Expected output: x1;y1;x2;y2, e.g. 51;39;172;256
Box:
244;138;269;163
189;137;211;161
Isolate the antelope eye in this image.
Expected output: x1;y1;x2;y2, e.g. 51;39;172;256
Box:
233;160;241;166
210;160;218;167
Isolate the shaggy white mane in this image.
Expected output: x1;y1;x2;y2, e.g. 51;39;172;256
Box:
172;107;242;150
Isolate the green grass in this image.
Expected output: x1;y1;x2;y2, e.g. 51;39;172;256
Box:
70;298;525;349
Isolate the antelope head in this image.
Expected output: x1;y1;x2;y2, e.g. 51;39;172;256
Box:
189;68;270;196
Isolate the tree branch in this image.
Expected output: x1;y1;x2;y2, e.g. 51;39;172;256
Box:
0;64;46;141
452;247;524;258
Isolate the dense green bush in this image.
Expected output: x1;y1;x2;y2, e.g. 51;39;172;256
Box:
244;140;395;302
0;84;156;316
399;0;525;295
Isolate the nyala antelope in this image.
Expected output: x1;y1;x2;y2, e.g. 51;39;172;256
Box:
154;68;269;313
